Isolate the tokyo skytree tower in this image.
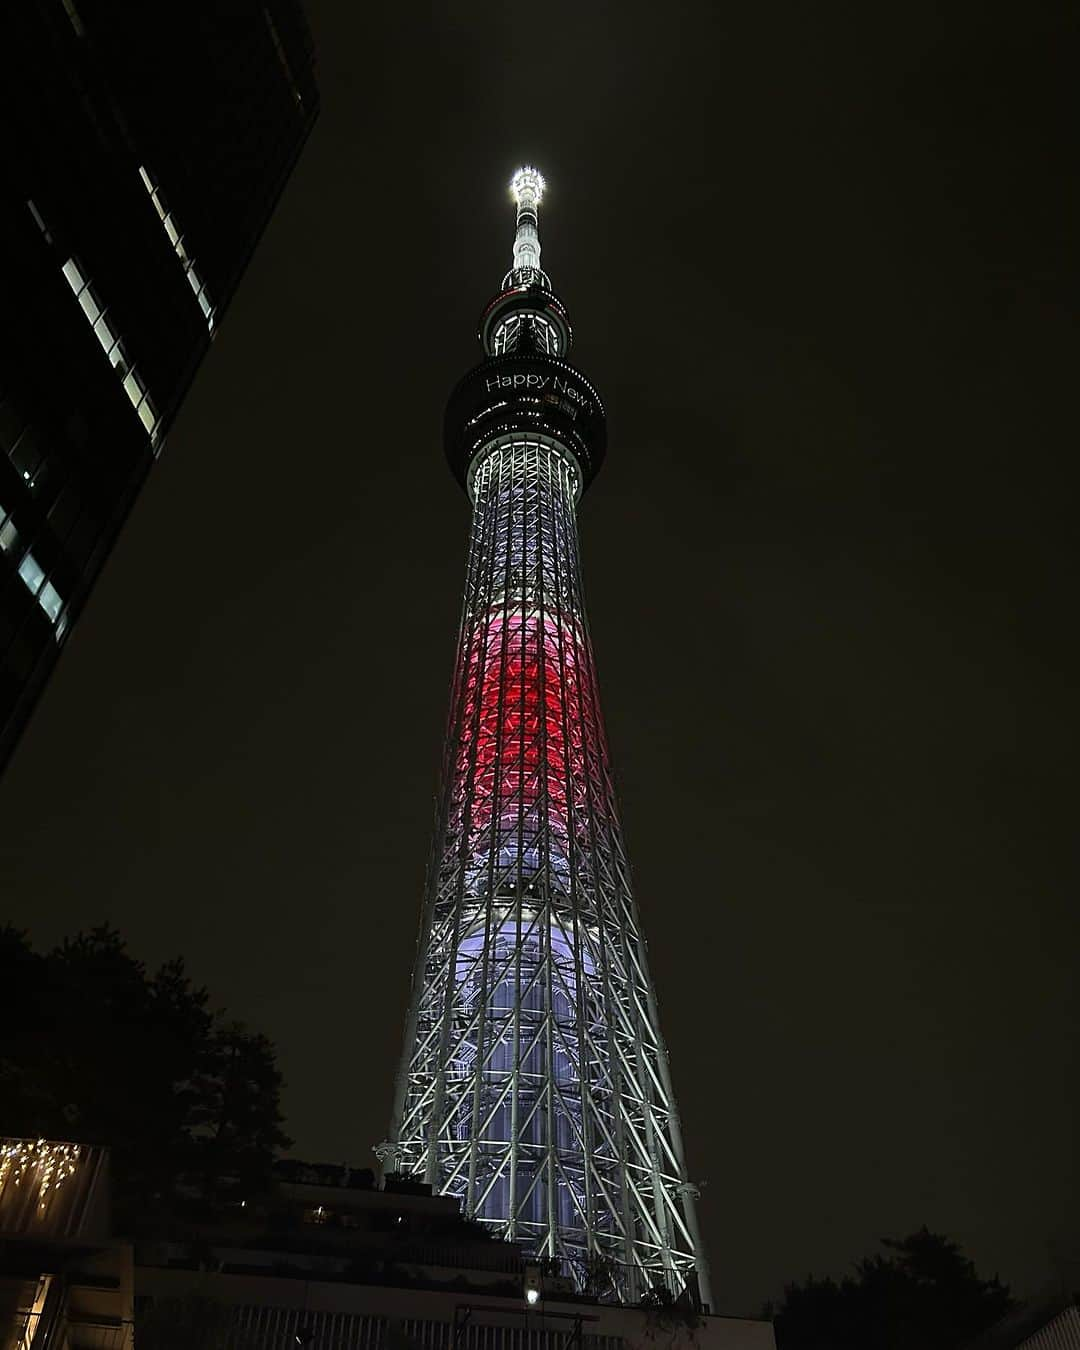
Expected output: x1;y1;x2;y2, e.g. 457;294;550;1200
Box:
385;168;710;1307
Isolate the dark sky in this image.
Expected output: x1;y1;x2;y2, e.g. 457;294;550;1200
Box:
1;0;1075;1318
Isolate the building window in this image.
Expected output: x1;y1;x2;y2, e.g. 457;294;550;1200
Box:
18;552;45;596
60;0;85;35
1;403;48;490
264;9;304;108
59;256;161;450
39;582;63;623
9;429;46;488
0;511;18;555
27;199;53;243
492;312;561;356
138;167;215;333
2;501;67;635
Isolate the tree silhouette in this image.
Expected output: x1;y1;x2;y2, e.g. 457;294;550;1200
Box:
0;924;291;1224
770;1228;1013;1350
188;1019;293;1195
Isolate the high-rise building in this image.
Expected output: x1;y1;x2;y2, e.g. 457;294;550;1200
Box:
386;169;710;1308
0;0;317;769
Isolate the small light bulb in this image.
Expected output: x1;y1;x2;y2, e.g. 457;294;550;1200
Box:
525;1288;540;1305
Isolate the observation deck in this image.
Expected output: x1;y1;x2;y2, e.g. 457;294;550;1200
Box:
444;351;606;496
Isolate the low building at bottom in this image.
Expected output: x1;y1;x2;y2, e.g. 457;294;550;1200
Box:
0;1138;131;1350
136;1267;773;1350
964;1297;1080;1350
2;1139;774;1350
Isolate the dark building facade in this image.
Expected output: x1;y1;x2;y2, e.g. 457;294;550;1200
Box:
0;0;317;769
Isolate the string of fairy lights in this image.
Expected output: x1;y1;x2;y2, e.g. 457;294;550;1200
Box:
0;1138;82;1214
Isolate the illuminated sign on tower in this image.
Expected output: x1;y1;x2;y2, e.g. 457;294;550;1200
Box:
383;168;710;1308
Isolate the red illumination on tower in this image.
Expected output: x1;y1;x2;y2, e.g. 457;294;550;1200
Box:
459;610;585;860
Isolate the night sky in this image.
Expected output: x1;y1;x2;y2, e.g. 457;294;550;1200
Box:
1;0;1075;1318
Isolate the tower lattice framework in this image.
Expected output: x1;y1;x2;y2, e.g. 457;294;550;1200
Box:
386;169;710;1307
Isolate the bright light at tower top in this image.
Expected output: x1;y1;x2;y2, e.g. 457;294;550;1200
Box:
508;166;546;277
510;166;546;208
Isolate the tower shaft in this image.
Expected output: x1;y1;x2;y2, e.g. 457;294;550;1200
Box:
387;171;709;1308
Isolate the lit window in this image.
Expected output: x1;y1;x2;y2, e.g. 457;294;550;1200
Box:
61;258;85;291
39;581;63;622
2;504;67;628
8;428;44;486
78;289;101;323
92;313;116;351
60;0;85;35
138;166;215;333
491;312;561;356
264;8;304;107
27;200;53;242
18;552;45;596
0;514;18;553
61;255;160;448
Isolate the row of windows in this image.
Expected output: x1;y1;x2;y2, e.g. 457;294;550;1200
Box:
2;386;108;565
491;313;562;357
0;397;68;645
60;0;85;35
0;501;67;638
138;166;215;332
264;7;306;109
59;256;161;450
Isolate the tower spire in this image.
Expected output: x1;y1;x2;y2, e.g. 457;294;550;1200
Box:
481;165;569;357
509;165;546;277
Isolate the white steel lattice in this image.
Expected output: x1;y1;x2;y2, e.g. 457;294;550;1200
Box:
388;433;708;1304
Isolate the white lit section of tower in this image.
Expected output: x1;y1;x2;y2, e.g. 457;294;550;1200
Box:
485;167;565;357
385;169;711;1309
509;165;545;274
